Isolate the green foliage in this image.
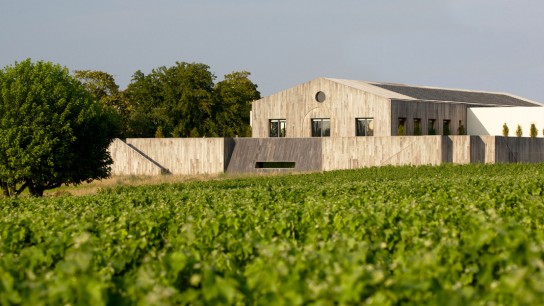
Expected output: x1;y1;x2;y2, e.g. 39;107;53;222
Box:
154;126;164;138
0;59;117;196
74;70;119;102
457;124;466;135
530;123;538;138
516;124;523;137
2;163;544;304
502;123;509;137
74;70;131;137
413;121;422;136
214;71;261;137
397;124;405;136
122;63;260;138
443;122;450;136
123;63;216;138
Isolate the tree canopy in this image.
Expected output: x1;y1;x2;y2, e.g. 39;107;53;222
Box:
0;59;118;196
122;62;261;138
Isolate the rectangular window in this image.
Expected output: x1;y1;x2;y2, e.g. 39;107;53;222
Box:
269;119;286;137
356;118;374;136
458;120;466;135
428;119;436;135
311;118;330;137
255;162;296;169
413;118;422;135
397;117;406;135
443;120;451;136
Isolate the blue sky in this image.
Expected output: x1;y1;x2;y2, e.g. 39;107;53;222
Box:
2;0;543;102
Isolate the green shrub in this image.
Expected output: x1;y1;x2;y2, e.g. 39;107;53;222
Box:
397;124;405;136
502;123;509;137
530;123;538;138
516;124;523;137
457;124;466;135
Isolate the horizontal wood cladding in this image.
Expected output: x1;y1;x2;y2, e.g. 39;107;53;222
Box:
391;100;468;135
126;138;226;175
225;138;322;173
252;78;391;138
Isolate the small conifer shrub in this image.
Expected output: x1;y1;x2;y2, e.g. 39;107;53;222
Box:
530;123;538;138
516;125;523;137
502;123;509;137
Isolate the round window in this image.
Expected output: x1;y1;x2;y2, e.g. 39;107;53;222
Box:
315;91;326;102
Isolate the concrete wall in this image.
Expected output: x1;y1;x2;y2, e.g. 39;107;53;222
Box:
125;138;228;175
494;136;544;163
225;138;322;173
321;136;444;171
109;136;544;176
468;107;544;137
109;139;164;176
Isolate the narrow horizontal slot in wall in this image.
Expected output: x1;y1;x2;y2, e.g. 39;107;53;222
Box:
255;162;296;169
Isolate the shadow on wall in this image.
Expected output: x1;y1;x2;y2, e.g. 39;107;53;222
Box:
467;109;493;136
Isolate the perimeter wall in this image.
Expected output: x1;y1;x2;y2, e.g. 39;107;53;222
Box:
109;136;544;176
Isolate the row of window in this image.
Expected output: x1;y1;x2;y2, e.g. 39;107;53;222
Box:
398;118;458;135
270;117;462;137
269;118;374;137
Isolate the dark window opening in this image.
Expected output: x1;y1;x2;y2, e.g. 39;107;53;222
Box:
255;162;296;169
458;120;466;135
311;118;331;137
443;120;451;136
356;118;374;136
269;119;286;137
398;117;406;135
428;119;436;135
413;118;422;135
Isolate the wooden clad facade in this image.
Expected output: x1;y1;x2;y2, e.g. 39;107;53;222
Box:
252;78;537;139
252;78;392;138
390;100;468;136
108;78;544;176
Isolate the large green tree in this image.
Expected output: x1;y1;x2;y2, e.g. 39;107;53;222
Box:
0;59;118;197
214;71;261;137
74;70;131;137
122;62;260;138
124;62;216;137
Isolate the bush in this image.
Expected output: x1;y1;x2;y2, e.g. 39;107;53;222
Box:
516;125;523;137
530;123;538;138
398;125;405;136
457;124;466;135
502;123;509;137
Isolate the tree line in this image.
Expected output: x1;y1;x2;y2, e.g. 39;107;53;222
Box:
75;61;261;138
0;59;260;196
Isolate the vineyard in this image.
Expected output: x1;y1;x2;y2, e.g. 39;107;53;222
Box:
2;164;544;305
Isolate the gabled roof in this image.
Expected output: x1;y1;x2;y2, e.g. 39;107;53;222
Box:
325;78;541;107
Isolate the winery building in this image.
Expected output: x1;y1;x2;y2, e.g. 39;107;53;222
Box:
110;78;544;176
251;78;542;138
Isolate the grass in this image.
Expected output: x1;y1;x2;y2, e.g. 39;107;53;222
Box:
41;171;297;197
41;174;225;197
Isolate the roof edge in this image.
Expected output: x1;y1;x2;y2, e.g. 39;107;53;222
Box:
324;78;415;100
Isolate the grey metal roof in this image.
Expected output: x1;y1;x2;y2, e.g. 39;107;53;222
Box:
370;83;540;107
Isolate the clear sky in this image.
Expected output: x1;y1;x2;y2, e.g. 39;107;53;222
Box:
2;0;543;102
